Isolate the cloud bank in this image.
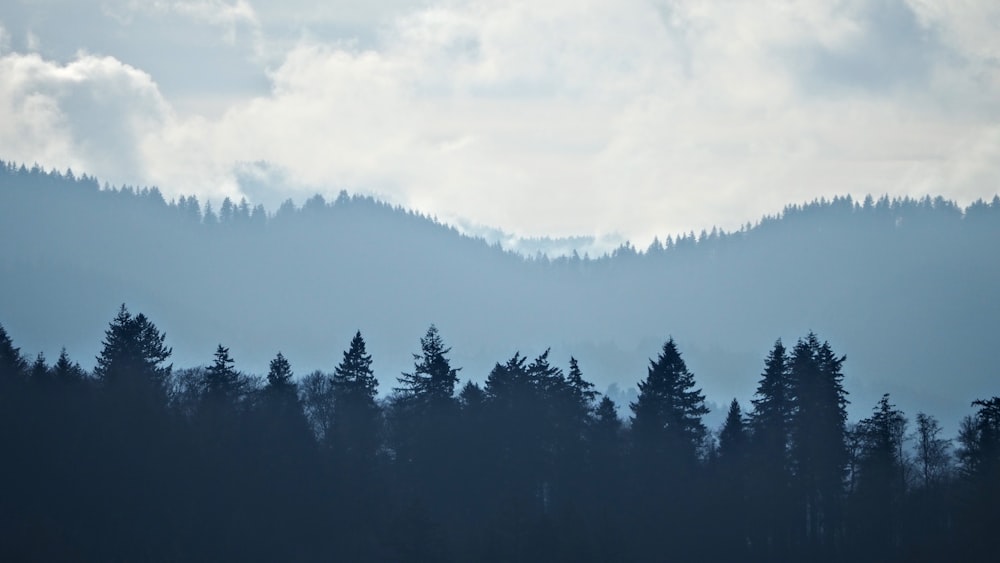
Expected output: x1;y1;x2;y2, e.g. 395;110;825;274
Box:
1;0;998;248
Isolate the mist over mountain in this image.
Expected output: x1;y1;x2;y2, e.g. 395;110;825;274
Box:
2;160;997;427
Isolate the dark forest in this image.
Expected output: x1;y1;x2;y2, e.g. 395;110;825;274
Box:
1;310;998;561
1;161;998;561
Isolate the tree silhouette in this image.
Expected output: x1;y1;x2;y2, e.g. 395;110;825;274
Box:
851;394;907;558
94;304;172;404
628;337;709;559
330;331;380;465
630;337;709;468
788;333;848;553
748;339;795;557
395;324;460;407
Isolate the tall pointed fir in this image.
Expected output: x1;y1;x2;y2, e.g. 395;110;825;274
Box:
0;324;28;383
260;351;311;445
748;339;795;556
330;331;380;464
630;337;709;469
628;337;709;559
788;332;848;551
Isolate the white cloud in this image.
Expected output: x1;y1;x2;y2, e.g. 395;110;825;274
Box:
2;0;999;246
0;51;173;189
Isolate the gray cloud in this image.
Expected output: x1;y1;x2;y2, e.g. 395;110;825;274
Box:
1;0;998;246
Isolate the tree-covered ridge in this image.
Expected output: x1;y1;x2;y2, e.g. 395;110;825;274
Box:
4;158;999;261
1;311;997;561
2;157;999;433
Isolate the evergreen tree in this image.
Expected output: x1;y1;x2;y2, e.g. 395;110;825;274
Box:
788;332;849;552
628;338;709;559
266;352;293;388
0;323;28;381
390;325;461;518
718;399;747;461
203;344;242;406
330;332;380;463
715;399;750;559
955;397;1000;556
852;394;907;557
94;304;172;404
630;337;709;467
395;325;459;407
751;340;793;465
52;348;86;383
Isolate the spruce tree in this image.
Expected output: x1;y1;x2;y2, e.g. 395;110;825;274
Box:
203;344;241;406
330;332;380;463
630;337;709;467
0;323;28;382
395;324;459;408
94;304;172;404
788;332;848;551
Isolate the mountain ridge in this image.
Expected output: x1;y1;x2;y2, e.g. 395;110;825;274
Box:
2;159;998;430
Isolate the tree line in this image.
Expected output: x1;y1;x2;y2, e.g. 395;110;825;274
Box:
1;307;997;561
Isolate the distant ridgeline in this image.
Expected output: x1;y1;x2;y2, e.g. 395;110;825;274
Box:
1;159;999;430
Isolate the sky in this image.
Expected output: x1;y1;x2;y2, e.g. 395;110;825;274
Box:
1;0;999;252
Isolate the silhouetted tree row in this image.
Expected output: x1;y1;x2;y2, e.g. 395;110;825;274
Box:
1;309;997;561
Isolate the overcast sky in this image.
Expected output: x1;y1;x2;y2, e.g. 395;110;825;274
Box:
1;0;998;249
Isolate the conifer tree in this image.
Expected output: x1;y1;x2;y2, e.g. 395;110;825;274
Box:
0;323;28;382
746;340;798;558
719;399;747;461
94;305;172;403
203;344;241;405
630;337;709;467
395;325;459;408
52;348;86;383
788;332;848;550
852;394;907;554
330;332;380;463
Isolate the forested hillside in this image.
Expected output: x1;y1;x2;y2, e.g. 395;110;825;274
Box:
1;160;999;427
1;313;997;560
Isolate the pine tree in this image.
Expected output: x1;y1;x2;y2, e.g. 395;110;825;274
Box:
203;344;241;406
747;339;796;558
955;397;1000;556
788;332;848;551
564;356;598;427
719;399;747;461
715;399;750;559
751;340;793;465
395;325;459;408
330;332;380;463
52;348;86;383
332;331;377;402
852;394;907;555
94;304;172;404
267;352;293;388
390;326;461;509
630;337;709;468
0;323;28;382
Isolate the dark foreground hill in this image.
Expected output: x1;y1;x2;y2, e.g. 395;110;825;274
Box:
1;160;998;425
